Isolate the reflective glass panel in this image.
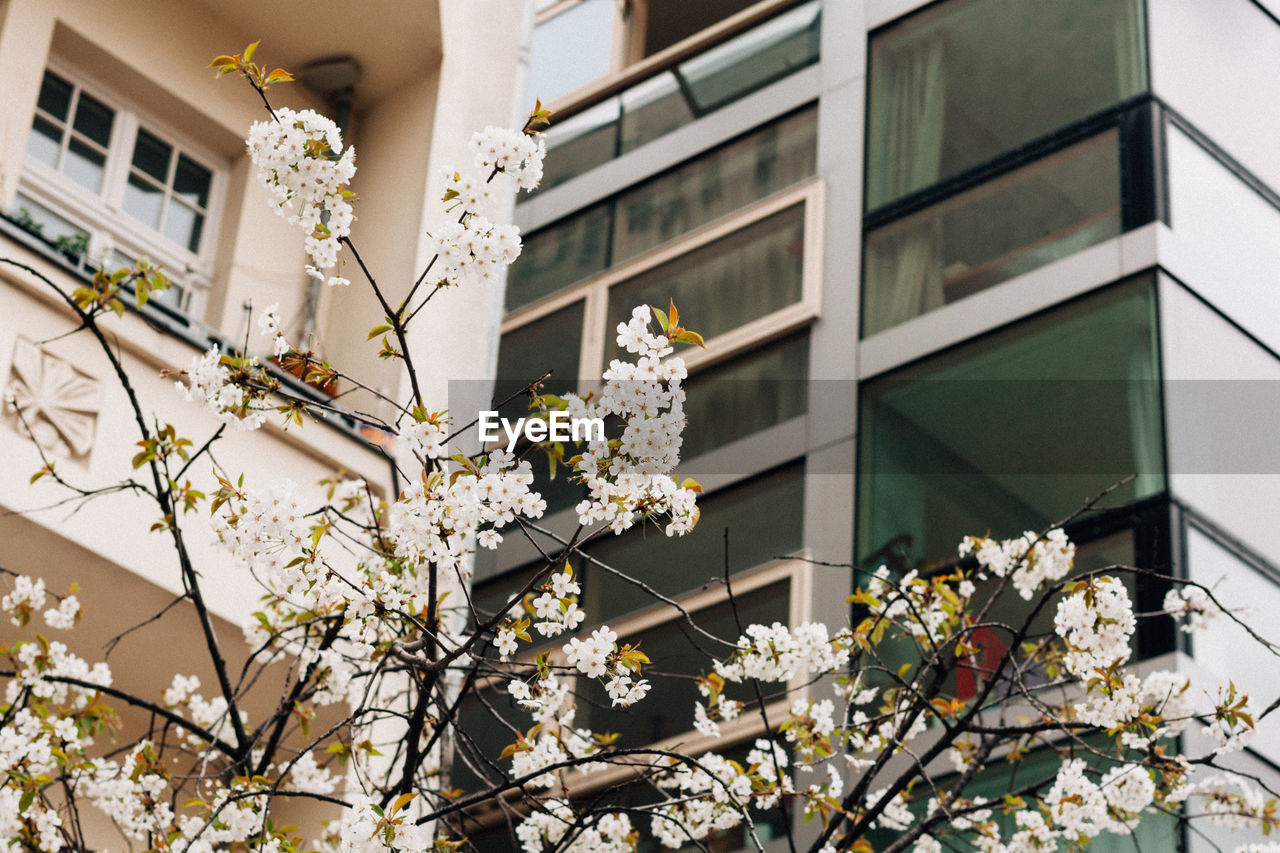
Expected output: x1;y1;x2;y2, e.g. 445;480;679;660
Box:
611;106;817;263
537;99;620;193
495;301;585;405
27;116;62;168
174;154;212;209
682;333;809;460
62;138;105;193
863;130;1122;336
164;201;203;253
36;71;73;121
123;173;164;229
506;202;611;310
607;203;805;346
582;462;804;623
72;91;114;148
866;0;1146;209
618;71;693;153
857;278;1165;569
131;128;172;183
680;0;822;113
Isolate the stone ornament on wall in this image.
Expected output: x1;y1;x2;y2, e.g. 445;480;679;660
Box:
4;336;102;460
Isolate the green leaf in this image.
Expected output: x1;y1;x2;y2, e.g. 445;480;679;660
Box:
367;323;392;340
651;305;669;333
244;40;260;63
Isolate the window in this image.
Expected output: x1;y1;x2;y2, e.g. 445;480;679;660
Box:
527;0;775;108
856;277;1165;570
862;0;1152;334
534;0;821;192
863;130;1123;336
865;0;1146;210
509;105;818;312
17;68;223;314
458;561;809;849
475;461;806;621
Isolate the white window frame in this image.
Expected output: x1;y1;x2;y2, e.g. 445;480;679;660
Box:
500;177;824;387
17;60;227;318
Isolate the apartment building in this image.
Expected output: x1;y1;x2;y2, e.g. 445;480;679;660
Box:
0;4;526;840
470;0;1280;849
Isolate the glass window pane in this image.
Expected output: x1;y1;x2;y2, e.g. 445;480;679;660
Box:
618;71;695;154
123;173;164;229
62;137;106;193
527;0;615;106
611;106;817;263
682;334;809;460
506;203;611;310
866;0;1146;209
680;0;822;113
863;130;1123;336
607;203;806;347
72;91;114;148
579;581;790;745
641;0;757;57
582;462;804;623
495;302;585;413
857;278;1164;570
174;154;211;209
131;128;172;183
36;71;73;121
26;115;63;168
164;201;204;253
539;98;620;193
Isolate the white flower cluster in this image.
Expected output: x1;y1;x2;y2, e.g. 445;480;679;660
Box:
399;415;448;461
246;108;356;286
1053;576;1135;678
714;621;850;684
1208;684;1258;753
1200;775;1272;831
423;216;522;290
469;125;546;191
1;574;77;629
257;302;292;357
864;566;962;642
6;638;111;707
174;345;268;431
515;801;633;853
82;742;176;843
420;125;543;291
529;568;586;638
385;449;546;572
570;306;698;536
650;740;791;848
1163;584;1223;632
333;796;434;853
959;528;1075;600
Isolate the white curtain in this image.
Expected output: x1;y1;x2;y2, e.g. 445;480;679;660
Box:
1127;336;1163;497
865;222;944;335
1112;0;1146;98
865;31;947;334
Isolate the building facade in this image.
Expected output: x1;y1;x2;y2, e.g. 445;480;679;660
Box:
4;0;1280;850
474;0;1280;848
